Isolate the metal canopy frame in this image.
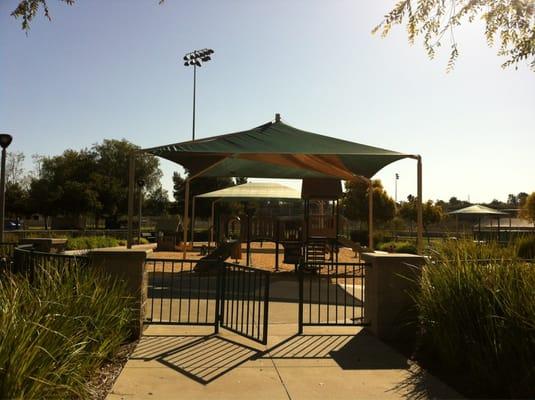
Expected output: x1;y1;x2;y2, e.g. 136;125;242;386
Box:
127;121;424;254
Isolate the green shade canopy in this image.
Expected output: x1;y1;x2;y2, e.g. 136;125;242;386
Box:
448;204;508;216
195;182;300;201
144;116;413;180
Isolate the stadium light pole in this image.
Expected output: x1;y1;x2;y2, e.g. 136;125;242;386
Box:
0;134;13;243
183;48;214;141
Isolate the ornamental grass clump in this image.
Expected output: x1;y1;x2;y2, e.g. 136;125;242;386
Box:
66;236;121;250
0;261;136;399
416;242;535;398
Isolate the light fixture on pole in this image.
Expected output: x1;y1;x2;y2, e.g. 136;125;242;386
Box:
137;179;145;245
183;48;214;141
0;134;13;243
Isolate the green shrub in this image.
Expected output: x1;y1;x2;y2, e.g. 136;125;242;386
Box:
416;256;535;397
378;241;417;254
517;236;535;259
66;236;120;250
430;238;517;260
0;261;136;399
349;230;389;247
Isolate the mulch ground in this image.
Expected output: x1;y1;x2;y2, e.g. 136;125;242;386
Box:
88;341;138;400
146;243;360;273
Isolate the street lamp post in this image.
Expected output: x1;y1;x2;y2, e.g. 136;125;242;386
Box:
137;179;145;245
183;48;214;141
0;134;12;243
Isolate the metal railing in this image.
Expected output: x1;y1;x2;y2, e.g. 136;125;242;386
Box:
12;245;89;275
144;258;271;345
220;263;270;345
145;258;222;326
0;242;16;270
298;261;367;332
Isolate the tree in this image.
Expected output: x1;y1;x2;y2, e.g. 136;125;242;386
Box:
6;151;26;186
28;177;58;228
26;139;162;227
521;192;535;223
374;0;535;71
10;0;74;31
486;198;507;209
5;182;29;218
399;196;444;234
341;179;396;225
11;0;164;30
91;139;162;228
144;186;172;216
28;149;100;219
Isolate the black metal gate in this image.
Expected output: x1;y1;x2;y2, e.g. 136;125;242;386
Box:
219;263;270;344
298;261;367;332
145;258;270;345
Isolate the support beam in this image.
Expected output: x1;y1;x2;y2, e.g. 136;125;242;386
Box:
127;153;135;249
416;156;423;255
368;180;374;250
209;200;216;249
191;196;196;245
183;178;190;259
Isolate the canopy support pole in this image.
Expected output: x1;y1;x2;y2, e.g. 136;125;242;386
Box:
209;200;216;250
127;153;135;249
183;178;191;259
246;207;251;266
181;158;231;259
368;179;374;250
191;196;196;245
416;156;423;255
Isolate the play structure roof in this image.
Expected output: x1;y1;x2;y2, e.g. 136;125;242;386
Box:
195;182;300;200
448;204;508;216
144;116;413;180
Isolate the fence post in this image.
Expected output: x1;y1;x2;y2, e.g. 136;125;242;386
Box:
298;270;304;334
214;263;224;334
89;249;148;339
262;273;270;345
361;252;425;342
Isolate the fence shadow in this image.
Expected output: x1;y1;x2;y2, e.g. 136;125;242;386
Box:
388;364;461;400
131;334;261;385
260;330;408;369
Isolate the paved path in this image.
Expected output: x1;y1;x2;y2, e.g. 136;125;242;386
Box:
108;324;460;400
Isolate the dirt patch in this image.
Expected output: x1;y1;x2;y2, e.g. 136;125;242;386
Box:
88;341;138;400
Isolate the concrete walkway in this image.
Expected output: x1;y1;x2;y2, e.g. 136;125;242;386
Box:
108;323;460;400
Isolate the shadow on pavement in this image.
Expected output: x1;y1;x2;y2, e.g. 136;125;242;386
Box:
131;330;452;400
260;330;407;369
131;334;261;385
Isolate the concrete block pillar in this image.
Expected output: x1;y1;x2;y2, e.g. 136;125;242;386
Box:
89;249;148;339
361;252;425;342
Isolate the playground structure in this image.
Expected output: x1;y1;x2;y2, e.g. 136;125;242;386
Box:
185;180;357;271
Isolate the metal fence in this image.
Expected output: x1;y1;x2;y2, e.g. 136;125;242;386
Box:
219;263;270;344
298;261;367;332
12;245;89;275
0;242;16;270
145;258;271;344
145;258;222;326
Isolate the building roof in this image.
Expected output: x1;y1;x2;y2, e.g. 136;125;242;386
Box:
448;204;508;216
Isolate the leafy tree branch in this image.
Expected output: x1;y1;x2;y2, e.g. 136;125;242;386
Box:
374;0;535;71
